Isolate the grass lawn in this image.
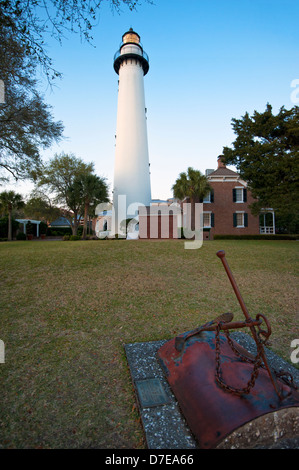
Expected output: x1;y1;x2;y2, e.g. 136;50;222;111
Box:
0;239;298;448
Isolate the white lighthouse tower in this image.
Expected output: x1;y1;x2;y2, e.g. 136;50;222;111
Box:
112;28;151;233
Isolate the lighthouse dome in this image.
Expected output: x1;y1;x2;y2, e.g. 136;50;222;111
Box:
113;28;149;75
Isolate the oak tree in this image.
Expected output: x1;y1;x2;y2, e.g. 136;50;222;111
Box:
0;12;63;182
222;104;299;224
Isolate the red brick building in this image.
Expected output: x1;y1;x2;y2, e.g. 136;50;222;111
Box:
202;156;260;239
95;156;274;240
137;157;263;240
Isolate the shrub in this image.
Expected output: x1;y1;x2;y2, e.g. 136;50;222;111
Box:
69;235;81;241
47;227;72;236
39;221;48;235
26;221;34;235
16;232;27;240
63;234;70;241
0;217;20;238
213;234;298;240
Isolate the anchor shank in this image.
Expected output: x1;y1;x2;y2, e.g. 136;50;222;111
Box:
216;251;251;320
216;250;284;400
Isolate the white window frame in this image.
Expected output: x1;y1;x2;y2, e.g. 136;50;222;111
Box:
203;211;212;228
203;192;211;203
235;187;245;203
235;211;245;228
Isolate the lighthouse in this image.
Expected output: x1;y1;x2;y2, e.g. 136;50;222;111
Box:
112;29;151;233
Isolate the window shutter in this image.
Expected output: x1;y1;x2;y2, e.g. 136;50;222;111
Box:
211;213;214;227
233;188;236;202
210;189;214;203
243;188;247;202
244;213;248;227
233;213;237;227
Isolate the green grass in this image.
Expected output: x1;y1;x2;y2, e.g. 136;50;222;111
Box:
0;239;298;448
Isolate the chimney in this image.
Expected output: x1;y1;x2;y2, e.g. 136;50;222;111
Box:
217;155;226;169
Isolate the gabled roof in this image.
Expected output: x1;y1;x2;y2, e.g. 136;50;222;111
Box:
206;157;248;185
49;216;71;227
208;167;239;177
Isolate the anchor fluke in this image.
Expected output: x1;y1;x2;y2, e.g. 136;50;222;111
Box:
175;312;234;352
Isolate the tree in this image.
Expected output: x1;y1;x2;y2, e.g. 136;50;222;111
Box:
72;173;109;239
1;1;153;182
0;1;153;83
0;190;24;240
0;13;64;182
0;0;155;183
37;152;96;235
222;104;299;221
172;167;211;231
24;193;61;223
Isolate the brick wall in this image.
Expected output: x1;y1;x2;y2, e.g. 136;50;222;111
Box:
139;205;179;239
203;181;260;238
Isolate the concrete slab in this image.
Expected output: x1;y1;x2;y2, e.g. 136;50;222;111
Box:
125;339;198;449
125;332;299;449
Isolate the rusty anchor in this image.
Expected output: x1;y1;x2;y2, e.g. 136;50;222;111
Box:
157;250;299;449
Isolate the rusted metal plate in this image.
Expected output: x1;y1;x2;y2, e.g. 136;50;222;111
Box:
135;378;169;408
157;331;299;449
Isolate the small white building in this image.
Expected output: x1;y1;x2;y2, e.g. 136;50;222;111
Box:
16;219;42;237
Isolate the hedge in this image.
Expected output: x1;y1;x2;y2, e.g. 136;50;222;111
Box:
213;234;298;240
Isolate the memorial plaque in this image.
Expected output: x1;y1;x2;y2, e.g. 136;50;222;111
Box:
135;378;169;408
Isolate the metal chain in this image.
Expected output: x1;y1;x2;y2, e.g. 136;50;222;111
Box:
215;322;264;396
222;326;298;392
275;370;298;390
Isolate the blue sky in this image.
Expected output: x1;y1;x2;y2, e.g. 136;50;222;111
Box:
6;0;299;201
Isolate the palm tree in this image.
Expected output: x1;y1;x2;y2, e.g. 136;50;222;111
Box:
74;174;109;239
172;167;211;231
0;190;25;240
